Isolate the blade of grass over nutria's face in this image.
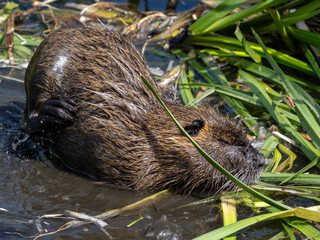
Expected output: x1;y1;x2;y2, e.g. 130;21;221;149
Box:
252;29;320;157
194;206;320;240
141;76;290;211
189;0;288;34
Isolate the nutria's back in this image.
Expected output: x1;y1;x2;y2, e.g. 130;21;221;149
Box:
23;27;265;193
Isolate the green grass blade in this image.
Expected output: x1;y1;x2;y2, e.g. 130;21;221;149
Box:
235;26;261;63
189;0;248;34
257;1;320;33
270;148;282;172
287;26;320;49
194;207;320;240
282;223;296;240
261;172;320;185
186;84;262;108
13;34;43;46
186;87;216;107
171;49;215;84
269;8;294;50
179;68;194;105
283;1;320;24
280;157;320;185
184;83;300;124
190;0;288;34
275;144;296;173
268;206;320;240
278;109;300;125
234;0;304;33
198;54;259;132
201;48;249;57
281;217;320;240
300;44;320;79
295;86;320;121
278;227;295;240
283;9;320;26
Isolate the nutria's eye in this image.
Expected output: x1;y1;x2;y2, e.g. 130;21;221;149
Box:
184;119;205;137
218;139;230;145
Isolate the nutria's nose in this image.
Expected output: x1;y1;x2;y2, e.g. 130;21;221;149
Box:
245;146;265;168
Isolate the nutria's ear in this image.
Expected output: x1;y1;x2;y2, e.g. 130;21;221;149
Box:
184;119;205;137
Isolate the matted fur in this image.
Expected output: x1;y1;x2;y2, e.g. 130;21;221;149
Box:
23;27;264;193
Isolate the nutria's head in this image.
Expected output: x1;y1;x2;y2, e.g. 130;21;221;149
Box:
142;104;265;193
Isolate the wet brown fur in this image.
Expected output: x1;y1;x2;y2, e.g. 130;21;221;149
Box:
23;27;264;193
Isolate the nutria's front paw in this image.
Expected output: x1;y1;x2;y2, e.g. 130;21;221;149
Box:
27;98;76;134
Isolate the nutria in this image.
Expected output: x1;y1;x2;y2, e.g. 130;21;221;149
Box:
21;27;264;193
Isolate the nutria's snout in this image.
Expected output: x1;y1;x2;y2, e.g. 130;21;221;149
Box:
23;27;265;193
246;146;266;169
